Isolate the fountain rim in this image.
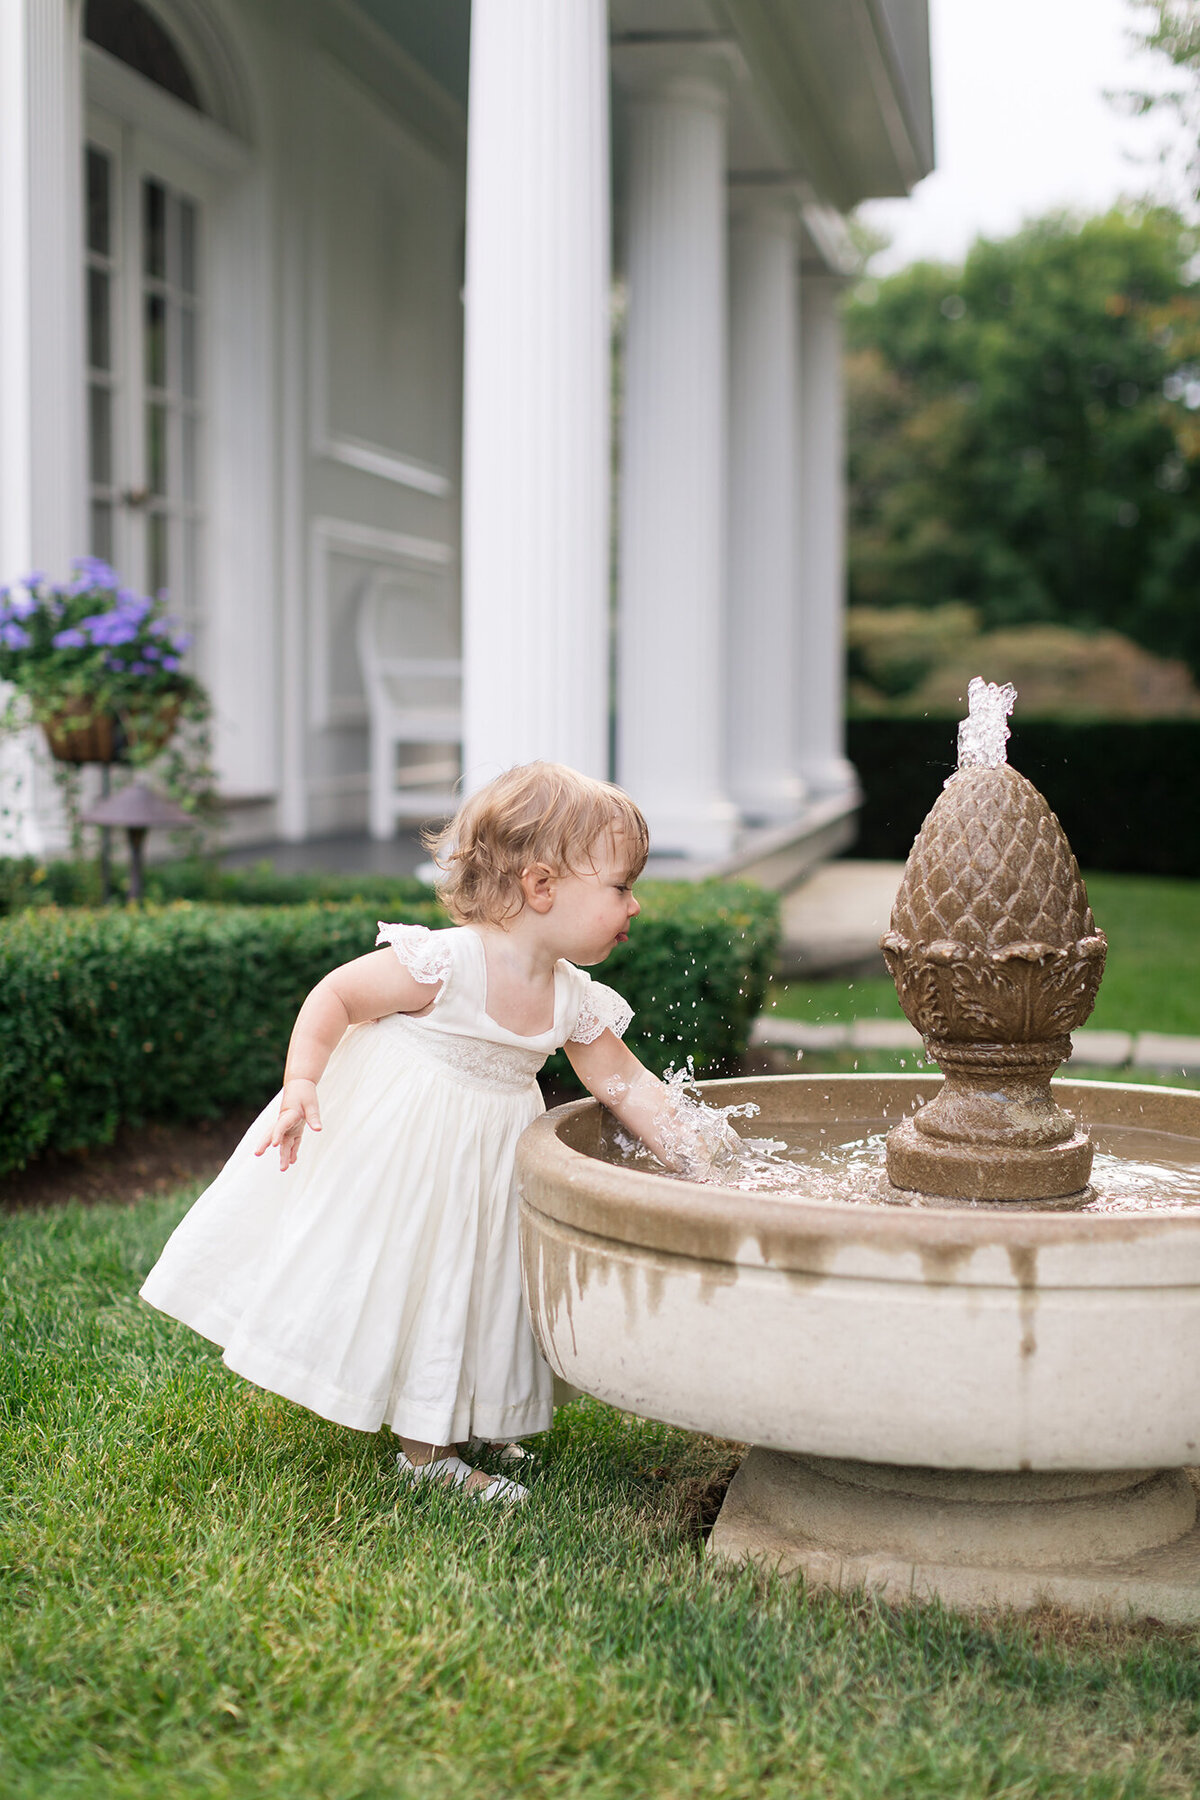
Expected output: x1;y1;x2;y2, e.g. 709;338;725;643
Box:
518;1073;1200;1268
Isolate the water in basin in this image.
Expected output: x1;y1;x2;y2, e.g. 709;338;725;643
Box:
603;1070;1200;1210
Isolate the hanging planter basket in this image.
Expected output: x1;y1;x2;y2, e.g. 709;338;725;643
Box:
41;708;120;765
40;697;182;766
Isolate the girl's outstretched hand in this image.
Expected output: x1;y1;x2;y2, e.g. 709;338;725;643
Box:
255;1079;322;1171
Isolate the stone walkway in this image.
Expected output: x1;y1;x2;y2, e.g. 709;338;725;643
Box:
779;859;905;976
751;1014;1200;1075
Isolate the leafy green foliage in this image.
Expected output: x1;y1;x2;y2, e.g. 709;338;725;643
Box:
1123;1;1200;209
846;209;1200;675
847;715;1200;876
847;604;1200;718
0;882;778;1175
0;856;434;915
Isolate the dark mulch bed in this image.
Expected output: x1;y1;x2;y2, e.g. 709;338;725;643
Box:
0;1111;262;1213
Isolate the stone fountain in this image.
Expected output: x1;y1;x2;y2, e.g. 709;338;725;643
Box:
517;683;1200;1619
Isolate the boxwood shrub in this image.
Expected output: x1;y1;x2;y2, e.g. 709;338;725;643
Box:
0;881;777;1175
0;856;432;915
847;716;1200;876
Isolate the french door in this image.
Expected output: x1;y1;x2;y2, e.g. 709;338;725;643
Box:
85;114;206;657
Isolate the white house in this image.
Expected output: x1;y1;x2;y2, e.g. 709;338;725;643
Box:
1;0;933;866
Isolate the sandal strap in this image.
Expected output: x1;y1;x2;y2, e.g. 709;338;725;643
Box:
397;1451;475;1487
482;1472;530;1504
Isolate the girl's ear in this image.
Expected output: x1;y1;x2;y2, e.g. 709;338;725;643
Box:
520;863;556;914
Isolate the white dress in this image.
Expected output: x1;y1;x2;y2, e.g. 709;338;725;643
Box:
139;923;632;1446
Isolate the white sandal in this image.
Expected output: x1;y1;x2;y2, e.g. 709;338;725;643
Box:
460;1437;533;1466
396;1449;528;1505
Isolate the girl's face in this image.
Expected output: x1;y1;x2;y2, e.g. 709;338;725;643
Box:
547;831;641;965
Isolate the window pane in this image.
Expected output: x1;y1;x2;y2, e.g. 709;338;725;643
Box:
88;267;111;372
86;147;110;256
144;290;166;389
180;305;197;398
181;411;197;500
143;179;166;280
146;401;167;494
84;0;203;112
90;500;114;563
148;511;169;597
182;519;199;616
179;199;197;294
89;384;112;484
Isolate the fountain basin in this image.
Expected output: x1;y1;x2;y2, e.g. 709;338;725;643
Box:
517;1074;1200;1616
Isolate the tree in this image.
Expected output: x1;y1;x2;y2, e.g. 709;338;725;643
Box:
845;209;1200;676
1123;1;1200;212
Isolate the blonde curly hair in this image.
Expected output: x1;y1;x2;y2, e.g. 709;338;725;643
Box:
424;761;649;925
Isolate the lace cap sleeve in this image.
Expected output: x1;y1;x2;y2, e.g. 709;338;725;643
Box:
376;922;453;988
568;975;634;1047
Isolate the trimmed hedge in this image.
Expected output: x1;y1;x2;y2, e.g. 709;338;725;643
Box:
0;881;778;1175
0;856;432;915
848;717;1200;876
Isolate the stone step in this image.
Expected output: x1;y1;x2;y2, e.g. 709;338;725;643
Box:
752;1016;1200;1074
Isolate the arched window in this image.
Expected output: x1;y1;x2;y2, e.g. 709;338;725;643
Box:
84;0;203;112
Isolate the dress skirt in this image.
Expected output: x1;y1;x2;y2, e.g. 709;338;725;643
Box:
139;1017;553;1445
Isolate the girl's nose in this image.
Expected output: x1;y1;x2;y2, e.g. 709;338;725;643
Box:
628;893;641;917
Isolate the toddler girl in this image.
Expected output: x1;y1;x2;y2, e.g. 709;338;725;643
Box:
140;761;708;1503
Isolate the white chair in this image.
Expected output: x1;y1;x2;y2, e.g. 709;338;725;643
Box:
357;582;462;840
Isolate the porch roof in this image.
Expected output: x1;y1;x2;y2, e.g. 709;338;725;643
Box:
349;0;933;210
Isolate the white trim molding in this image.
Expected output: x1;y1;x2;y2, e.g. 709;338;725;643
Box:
83;44;250;173
317;432;453;498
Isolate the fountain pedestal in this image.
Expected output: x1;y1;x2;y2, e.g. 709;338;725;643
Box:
710;1454;1200;1619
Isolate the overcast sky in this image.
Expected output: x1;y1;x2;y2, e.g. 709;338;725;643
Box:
859;0;1185;271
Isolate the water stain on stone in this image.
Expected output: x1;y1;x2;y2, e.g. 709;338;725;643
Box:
1007;1244;1039;1359
1007;1245;1039;1290
752;1228;832;1280
917;1241;974;1286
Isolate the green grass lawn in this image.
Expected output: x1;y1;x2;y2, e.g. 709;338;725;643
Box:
6;1192;1200;1798
765;872;1200;1038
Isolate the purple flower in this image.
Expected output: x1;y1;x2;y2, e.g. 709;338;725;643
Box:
129;660;151;675
107;657;126;672
71;555;118;586
161;655;180;672
81;610;139;646
7;586;37;621
1;621;30;649
52;627;88;649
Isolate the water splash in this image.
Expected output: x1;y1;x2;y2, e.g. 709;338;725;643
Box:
610;1063;838;1193
956;675;1017;772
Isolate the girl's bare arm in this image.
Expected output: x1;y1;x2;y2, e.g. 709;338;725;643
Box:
256;948;442;1170
565;1033;740;1178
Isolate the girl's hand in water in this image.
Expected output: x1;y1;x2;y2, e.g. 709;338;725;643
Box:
255;1079;322;1171
566;1033;744;1181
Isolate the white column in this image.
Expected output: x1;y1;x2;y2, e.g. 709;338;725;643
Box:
0;0;85;583
616;57;736;858
725;191;806;824
796;272;857;797
460;0;611;784
0;0;85;858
